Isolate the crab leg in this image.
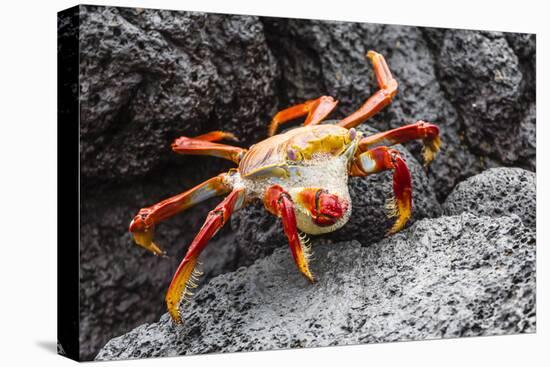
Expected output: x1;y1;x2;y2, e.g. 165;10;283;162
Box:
350;146;412;234
264;185;315;282
129;173;232;256
166;188;247;323
172;134;246;163
358;121;441;165
338;51;398;129
268;96;338;136
193;130;239;142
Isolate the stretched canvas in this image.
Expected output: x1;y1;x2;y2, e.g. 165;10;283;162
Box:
58;4;536;361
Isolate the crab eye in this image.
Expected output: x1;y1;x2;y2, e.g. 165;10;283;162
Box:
349;128;357;141
287;147;297;160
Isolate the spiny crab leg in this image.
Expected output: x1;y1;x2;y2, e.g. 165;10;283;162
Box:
338;51;398;129
172;135;246;163
350;146;412;234
129;173;232;256
358;120;441;165
166;188;247;324
268;96;338;136
264;185;315;282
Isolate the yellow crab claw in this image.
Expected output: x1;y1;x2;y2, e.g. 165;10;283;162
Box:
422;134;441;166
129;218;166;257
133;231;166;257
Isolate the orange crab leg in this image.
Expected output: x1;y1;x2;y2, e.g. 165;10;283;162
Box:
129;173;232;256
172;135;246;163
264;185;315;282
268;95;338;136
193;130;239;142
350;146;412;234
358;121;441;165
338;51;398;129
166;188;247;324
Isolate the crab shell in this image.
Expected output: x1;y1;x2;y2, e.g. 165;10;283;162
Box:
227;123;361;235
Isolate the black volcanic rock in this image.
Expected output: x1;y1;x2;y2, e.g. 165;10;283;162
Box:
78;5;279;359
75;6;535;360
438;30;535;170
79;5;279;182
443;167;536;229
96;213;535;360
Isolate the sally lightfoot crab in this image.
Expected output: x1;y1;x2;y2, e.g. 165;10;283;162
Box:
129;51;441;324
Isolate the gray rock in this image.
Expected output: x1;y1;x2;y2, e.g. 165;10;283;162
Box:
78;5;279;359
79;170;240;360
96;213;535;360
77;7;536;359
505;32;536;102
438;30;535;170
443;167;536;229
79;5;279;183
421;27;447;54
231;123;442;267
505;33;536;60
517;103;536;172
81;174;250;361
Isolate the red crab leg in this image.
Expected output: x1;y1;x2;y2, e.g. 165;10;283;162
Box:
172;135;246;163
338;51;398;129
350;146;412;234
166;188;247;324
264;185;315;282
268;95;338;136
358;121;441;165
129;173;232;256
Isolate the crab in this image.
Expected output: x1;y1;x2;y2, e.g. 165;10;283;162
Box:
129;51;441;324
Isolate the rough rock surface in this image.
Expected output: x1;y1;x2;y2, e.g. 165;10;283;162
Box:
78;5;279;359
76;6;536;360
443;167;536;229
96;213;535;360
231;123;442;265
79;170;238;360
79;5;279;182
438;30;535;170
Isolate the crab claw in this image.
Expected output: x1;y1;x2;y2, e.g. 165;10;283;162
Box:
129;214;166;257
420;122;441;166
296;188;348;227
313;191;349;227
